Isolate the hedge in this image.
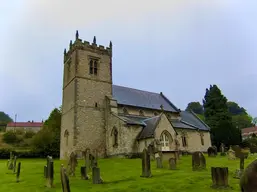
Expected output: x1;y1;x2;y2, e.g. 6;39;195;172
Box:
0;148;60;159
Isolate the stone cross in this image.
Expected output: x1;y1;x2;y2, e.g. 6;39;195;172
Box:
141;148;151;177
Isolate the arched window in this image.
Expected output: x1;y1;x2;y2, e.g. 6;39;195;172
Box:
111;127;118;147
160;131;172;151
123;107;128;115
89;60;93;74
64;130;69;146
139;110;144;116
200;132;204;146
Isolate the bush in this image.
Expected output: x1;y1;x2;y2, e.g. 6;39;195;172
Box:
0;148;59;159
2;131;18;144
24;131;36;139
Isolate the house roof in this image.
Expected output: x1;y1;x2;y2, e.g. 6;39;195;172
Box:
112;85;179;112
242;126;257;135
7;122;43;127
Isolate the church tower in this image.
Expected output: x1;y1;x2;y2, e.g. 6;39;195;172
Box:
60;31;113;159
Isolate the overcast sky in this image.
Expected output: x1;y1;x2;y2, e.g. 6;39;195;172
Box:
1;0;257;122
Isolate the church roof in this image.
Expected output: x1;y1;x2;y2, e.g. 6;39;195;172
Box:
180;111;210;131
137;116;161;139
112;85;179;112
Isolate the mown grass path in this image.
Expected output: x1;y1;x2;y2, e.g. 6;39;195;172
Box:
0;155;255;192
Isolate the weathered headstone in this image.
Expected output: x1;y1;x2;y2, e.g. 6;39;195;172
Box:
141;148;151;177
211;167;229;189
16;162;21;183
234;153;245;179
81;166;89;180
92;167;103;184
92;150;98;168
60;164;71;192
8;152;14;170
220;143;226;156
192;151;206;171
213;145;218;155
155;155;163;169
84;148;91;171
228;147;236;160
13;156;17;173
169;158;177;170
45;156;54;188
207;146;217;157
67;152;78;176
240;159;257;192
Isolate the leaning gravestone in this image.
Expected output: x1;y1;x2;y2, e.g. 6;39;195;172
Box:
16;162;21;183
240;159;257;192
67;152;78;176
45;156;54;188
192;152;206;171
169;158;177;170
60;164;71;192
211;167;229;189
141;148;152;177
92;167;103;184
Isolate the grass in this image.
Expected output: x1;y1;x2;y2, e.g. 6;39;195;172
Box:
0;154;255;192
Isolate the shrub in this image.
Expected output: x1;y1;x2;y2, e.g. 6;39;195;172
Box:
2;131;18;144
24;131;36;139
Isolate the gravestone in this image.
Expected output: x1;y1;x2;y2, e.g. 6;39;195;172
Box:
192;151;206;171
92;150;98;168
155;154;163;169
147;143;155;161
16;162;21;183
13;156;17;173
81;166;89;180
234;153;245;179
8;152;14;170
207;146;217;157
84;148;91;171
45;156;54;188
228;147;236;160
141;148;151;177
67;152;78;176
92;167;103;184
211;167;229;189
220;143;226;156
240;159;257;192
60;164;71;192
169;158;177;170
213;145;218;155
44;165;47;178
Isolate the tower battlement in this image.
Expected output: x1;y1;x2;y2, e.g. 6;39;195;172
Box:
64;30;112;63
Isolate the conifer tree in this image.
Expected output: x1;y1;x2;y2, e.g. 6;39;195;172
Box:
203;85;241;147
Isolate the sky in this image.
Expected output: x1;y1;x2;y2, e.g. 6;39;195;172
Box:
1;0;257;122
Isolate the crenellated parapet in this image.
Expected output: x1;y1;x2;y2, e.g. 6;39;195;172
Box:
64;30;112;63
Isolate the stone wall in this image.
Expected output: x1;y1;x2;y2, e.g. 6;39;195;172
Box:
106;113;143;156
6;126;41;133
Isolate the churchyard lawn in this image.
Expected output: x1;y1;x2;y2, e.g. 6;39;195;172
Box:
0;155;255;192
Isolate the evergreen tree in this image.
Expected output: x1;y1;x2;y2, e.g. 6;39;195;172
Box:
203;85;241;147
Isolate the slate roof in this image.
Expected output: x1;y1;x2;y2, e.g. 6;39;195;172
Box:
137;116;161;139
112;85;179;112
180;111;210;131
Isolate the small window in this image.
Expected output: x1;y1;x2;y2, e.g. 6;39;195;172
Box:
89;60;94;74
139;110;144;116
64;130;69;147
95;102;98;108
123;108;128;115
182;135;187;147
94;61;98;75
112;127;118;147
200;133;204;145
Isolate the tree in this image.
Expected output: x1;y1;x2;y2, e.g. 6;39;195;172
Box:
31;107;61;157
185;102;203;114
232;114;254;129
203;85;241;147
0;112;13;123
227;101;247;115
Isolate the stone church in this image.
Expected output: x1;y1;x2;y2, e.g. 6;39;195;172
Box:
60;31;212;159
